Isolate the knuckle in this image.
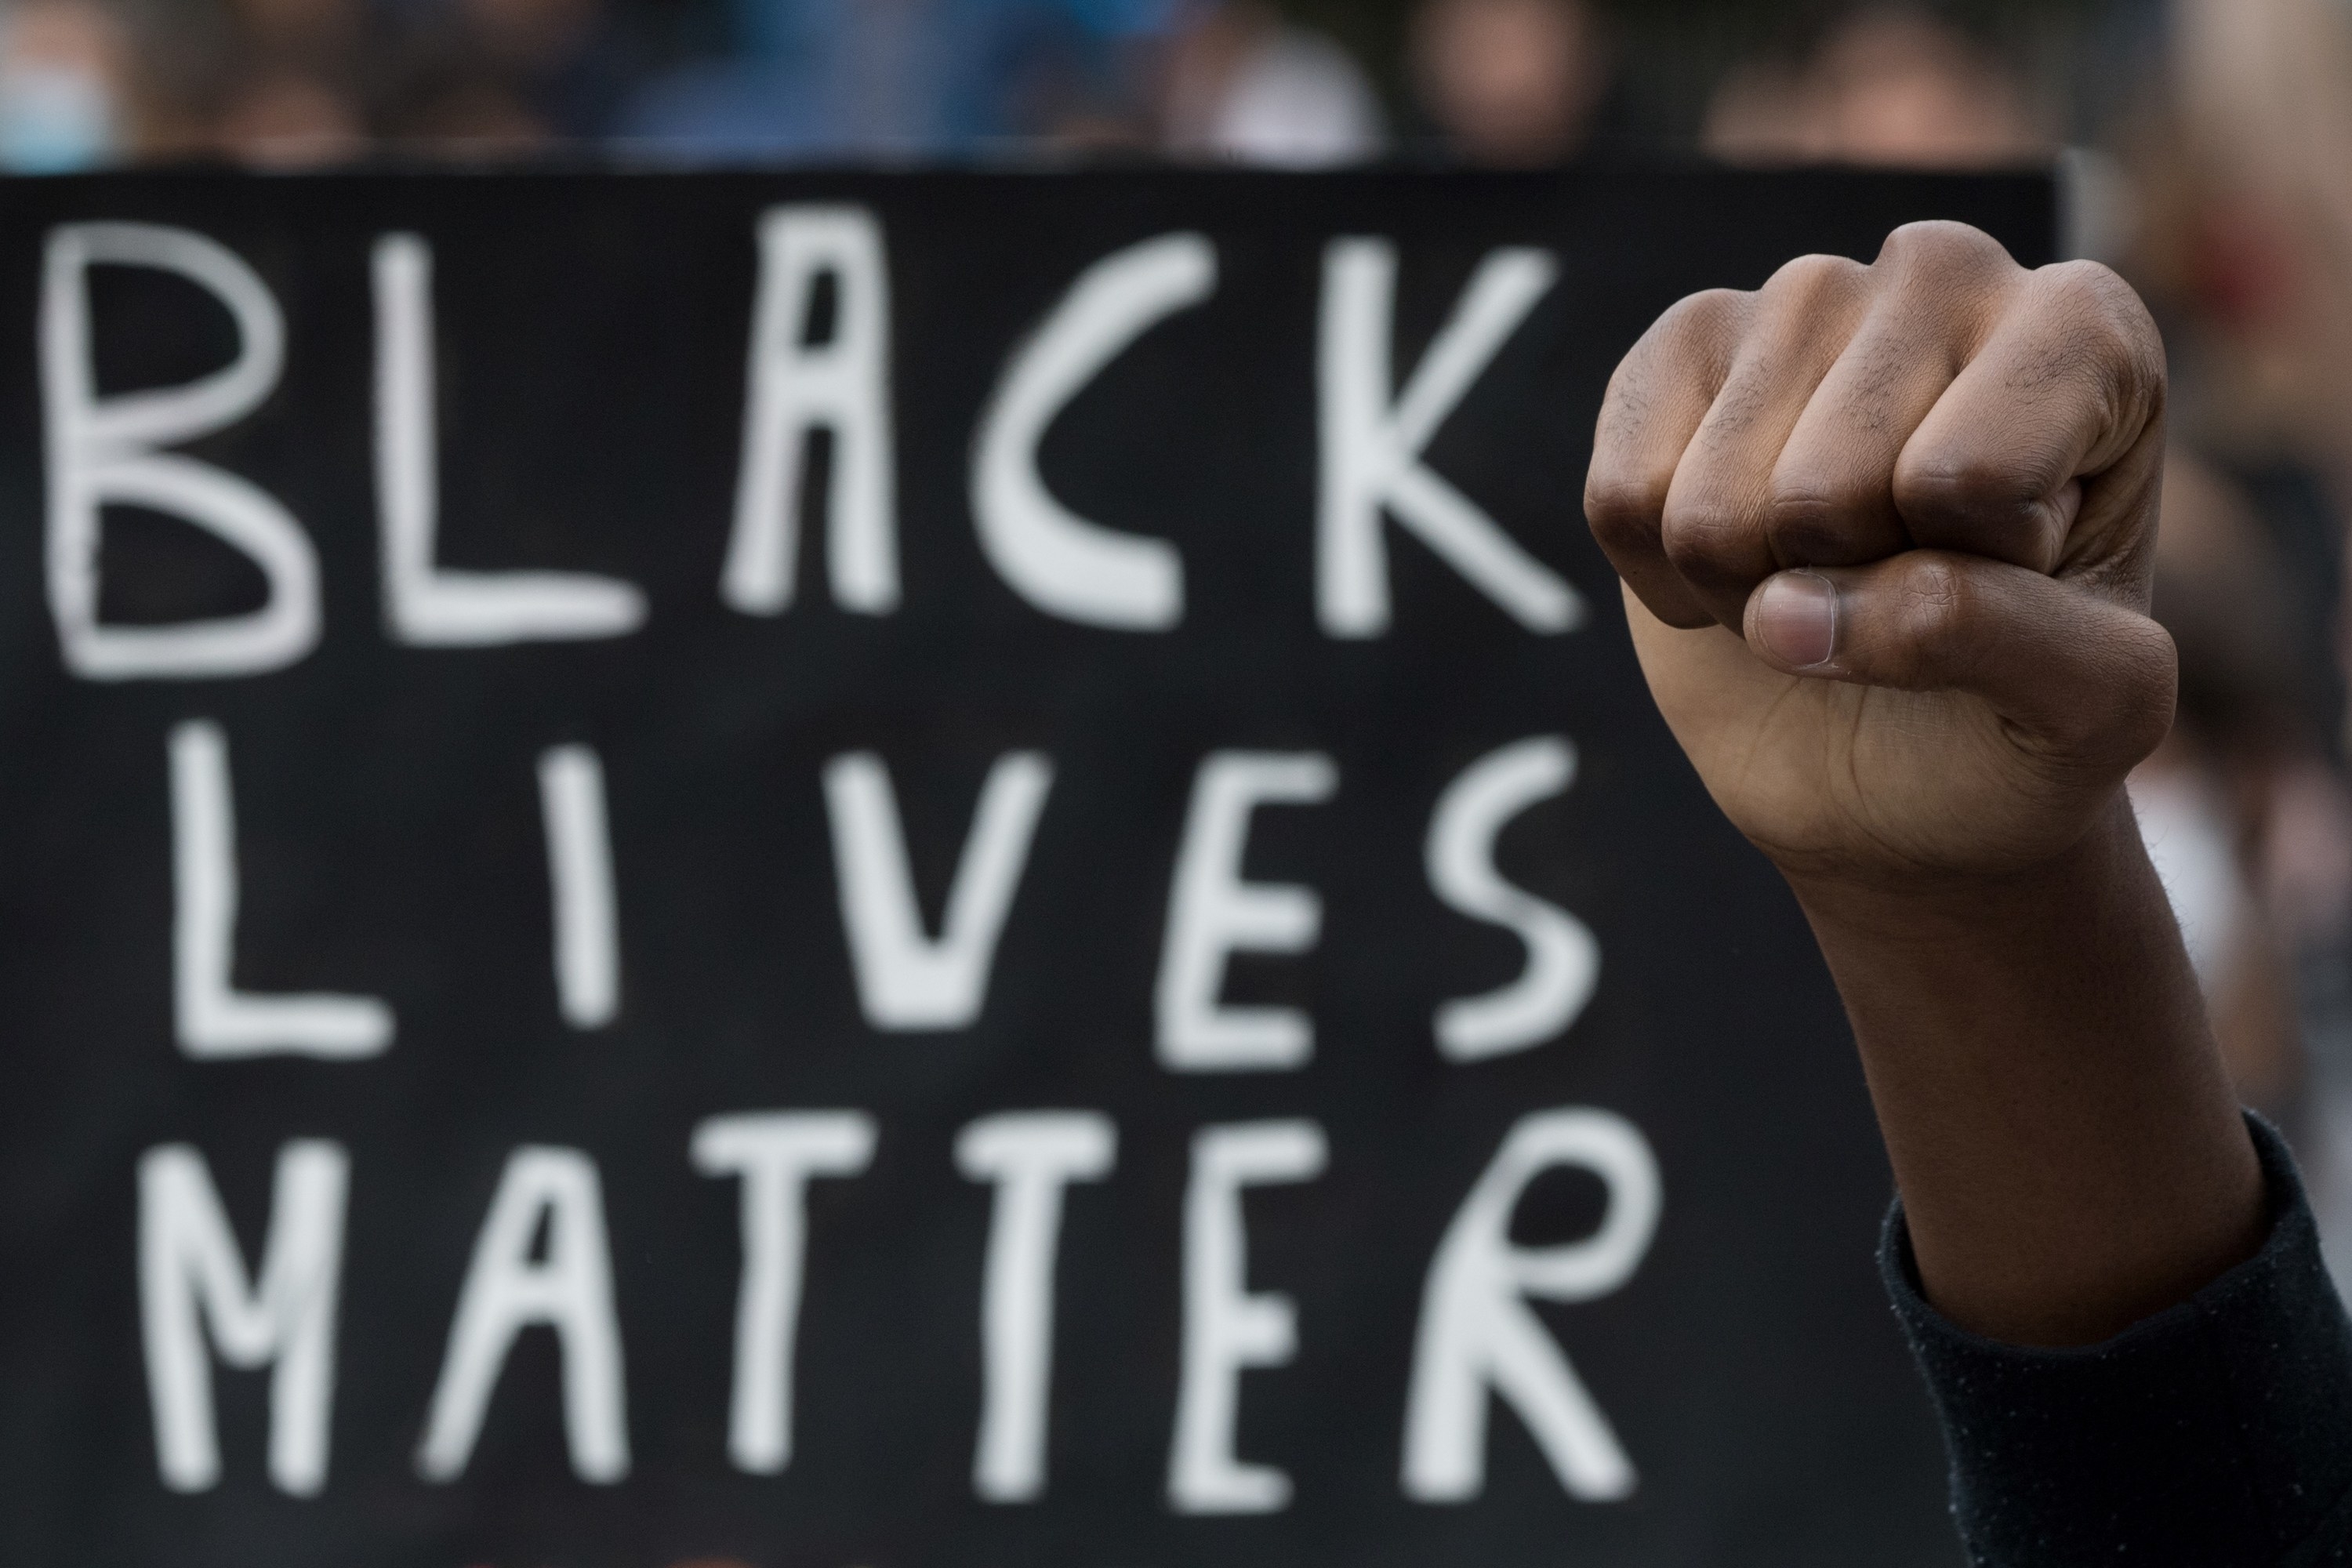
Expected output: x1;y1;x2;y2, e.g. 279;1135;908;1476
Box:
1894;448;2036;522
1660;499;1762;579
1882;555;1973;684
1639;287;1751;374
1897;553;1967;619
1764;473;1878;561
1874;220;2016;281
2034;257;2146;321
2031;260;2167;388
1660;285;1751;339
1592;288;1755;481
1761;252;1868;311
1584;468;1668;548
1896;428;2082;572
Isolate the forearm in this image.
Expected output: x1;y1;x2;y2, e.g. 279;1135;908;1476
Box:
1788;792;2267;1347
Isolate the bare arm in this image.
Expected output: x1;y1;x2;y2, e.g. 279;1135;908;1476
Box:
1587;221;2264;1347
1794;801;2260;1345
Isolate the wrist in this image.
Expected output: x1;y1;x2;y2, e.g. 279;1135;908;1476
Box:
1773;789;2144;949
1777;786;2264;1345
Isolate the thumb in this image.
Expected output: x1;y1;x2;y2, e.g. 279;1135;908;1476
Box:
1742;551;2178;772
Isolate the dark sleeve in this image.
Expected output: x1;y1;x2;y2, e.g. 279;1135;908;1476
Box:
1884;1116;2352;1566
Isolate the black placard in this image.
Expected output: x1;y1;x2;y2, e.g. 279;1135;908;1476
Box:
0;168;2051;1567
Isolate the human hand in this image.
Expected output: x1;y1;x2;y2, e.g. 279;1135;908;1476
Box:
1585;220;2174;891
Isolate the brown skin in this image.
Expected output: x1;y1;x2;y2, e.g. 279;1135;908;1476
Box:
1586;220;2267;1348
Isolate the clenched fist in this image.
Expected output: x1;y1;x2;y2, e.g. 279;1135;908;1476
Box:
1585;220;2269;1352
1586;220;2174;887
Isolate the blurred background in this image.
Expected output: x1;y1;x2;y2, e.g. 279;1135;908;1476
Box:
13;0;2352;1280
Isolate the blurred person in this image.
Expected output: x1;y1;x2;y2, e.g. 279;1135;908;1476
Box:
2114;2;2352;932
461;0;631;136
379;0;640;145
1160;0;1381;168
379;56;556;152
2107;0;2352;1291
1410;0;1606;166
1704;6;2048;170
2125;0;2352;540
625;0;1171;160
949;0;1162;152
206;0;370;166
622;0;951;156
2136;454;2332;1110
0;0;132;172
214;67;367;165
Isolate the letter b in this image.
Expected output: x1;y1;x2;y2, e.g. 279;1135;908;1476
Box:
42;223;321;680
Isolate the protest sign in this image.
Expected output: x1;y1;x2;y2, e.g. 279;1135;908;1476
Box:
0;167;2049;1566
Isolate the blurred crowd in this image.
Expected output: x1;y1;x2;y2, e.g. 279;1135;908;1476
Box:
0;0;2136;172
13;0;2352;1268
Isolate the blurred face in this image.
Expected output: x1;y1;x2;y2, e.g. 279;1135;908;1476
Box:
4;0;118;78
1416;0;1602;166
0;0;127;172
1704;10;2045;171
1814;13;2042;169
216;72;365;169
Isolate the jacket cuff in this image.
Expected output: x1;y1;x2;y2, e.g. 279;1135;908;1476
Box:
1883;1114;2352;1566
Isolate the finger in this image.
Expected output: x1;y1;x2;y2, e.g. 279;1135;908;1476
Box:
1661;253;1875;629
1743;552;2176;771
1766;223;2023;570
1894;260;2168;579
1585;289;1749;628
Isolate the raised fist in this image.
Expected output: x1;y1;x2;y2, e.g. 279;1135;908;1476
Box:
1585;220;2175;887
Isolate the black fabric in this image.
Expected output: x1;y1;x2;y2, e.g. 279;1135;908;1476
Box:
1884;1116;2352;1566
